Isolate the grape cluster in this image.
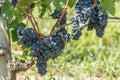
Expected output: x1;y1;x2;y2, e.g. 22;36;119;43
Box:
51;9;70;42
88;6;108;37
51;9;67;25
72;0;108;40
71;0;93;40
71;15;83;40
17;9;70;75
17;27;49;75
30;31;66;75
17;26;37;47
36;54;48;75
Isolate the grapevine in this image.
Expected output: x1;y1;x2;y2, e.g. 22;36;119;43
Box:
1;0;118;77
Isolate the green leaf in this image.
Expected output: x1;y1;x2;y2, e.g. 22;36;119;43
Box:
1;1;14;22
39;4;47;17
14;8;25;22
53;1;62;9
11;28;18;42
10;23;26;42
7;20;18;29
101;0;116;15
69;0;77;8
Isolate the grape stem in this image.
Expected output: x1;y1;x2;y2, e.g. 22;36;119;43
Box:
30;13;39;32
46;21;72;40
16;1;37;32
50;0;70;35
46;21;89;40
26;1;40;33
109;17;120;20
93;0;97;7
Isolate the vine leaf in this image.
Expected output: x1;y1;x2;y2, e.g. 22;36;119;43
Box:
11;28;18;42
1;1;14;22
14;8;25;22
69;0;77;8
101;0;115;15
39;4;47;17
10;23;26;42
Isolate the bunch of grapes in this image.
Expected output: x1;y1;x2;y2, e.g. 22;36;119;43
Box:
88;6;108;37
71;0;108;40
17;26;37;47
36;57;48;75
71;0;93;40
17;9;71;75
71;15;83;40
51;9;67;25
30;32;66;75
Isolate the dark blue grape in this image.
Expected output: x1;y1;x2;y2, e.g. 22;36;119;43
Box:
51;9;67;25
71;15;83;40
36;57;48;76
96;29;104;37
17;26;37;47
51;9;70;42
72;0;108;39
71;0;94;40
88;6;108;37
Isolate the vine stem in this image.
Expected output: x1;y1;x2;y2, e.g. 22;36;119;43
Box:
27;1;40;32
16;1;37;32
46;21;89;40
109;17;120;20
35;17;120;20
46;21;72;39
30;13;40;32
93;0;97;7
50;0;70;34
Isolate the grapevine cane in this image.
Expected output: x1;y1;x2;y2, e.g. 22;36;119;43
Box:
50;0;70;35
16;1;37;32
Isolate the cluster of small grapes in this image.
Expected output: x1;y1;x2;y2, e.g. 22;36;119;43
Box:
17;27;48;75
51;9;70;42
88;6;108;37
72;0;108;40
71;0;93;40
17;9;70;75
51;9;67;25
17;26;65;75
30;32;67;75
17;26;37;47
